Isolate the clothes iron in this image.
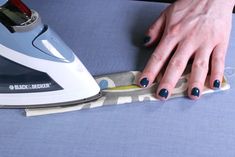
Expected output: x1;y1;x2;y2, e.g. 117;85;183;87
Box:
0;0;101;108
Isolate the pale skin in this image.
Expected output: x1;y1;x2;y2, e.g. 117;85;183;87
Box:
139;0;235;100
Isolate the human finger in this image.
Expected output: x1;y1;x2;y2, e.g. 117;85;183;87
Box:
143;13;165;46
139;36;178;88
156;43;194;100
188;47;212;100
210;44;227;89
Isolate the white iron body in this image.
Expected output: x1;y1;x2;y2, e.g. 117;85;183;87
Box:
0;0;101;108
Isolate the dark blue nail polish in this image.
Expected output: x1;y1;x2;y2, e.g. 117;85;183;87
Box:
143;36;151;45
213;80;220;88
158;88;169;99
191;87;200;97
140;78;149;88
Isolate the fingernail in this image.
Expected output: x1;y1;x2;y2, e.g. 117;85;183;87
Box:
143;35;151;45
213;80;220;88
140;77;149;88
191;87;200;97
158;88;169;99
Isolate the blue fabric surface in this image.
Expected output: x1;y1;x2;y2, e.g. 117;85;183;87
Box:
1;0;235;157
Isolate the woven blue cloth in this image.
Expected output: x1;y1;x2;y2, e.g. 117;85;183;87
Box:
1;1;235;157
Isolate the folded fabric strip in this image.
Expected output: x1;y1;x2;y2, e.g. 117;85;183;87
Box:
25;71;230;117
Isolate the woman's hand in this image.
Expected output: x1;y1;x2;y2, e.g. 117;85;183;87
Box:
139;0;235;100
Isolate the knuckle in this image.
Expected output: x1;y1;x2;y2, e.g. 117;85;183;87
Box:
167;81;175;89
151;53;164;62
166;24;181;37
213;56;225;65
193;60;208;70
162;81;175;89
212;72;224;77
143;69;156;78
190;81;203;89
169;58;185;70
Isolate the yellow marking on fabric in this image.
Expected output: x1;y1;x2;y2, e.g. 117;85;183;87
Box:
222;77;227;83
108;85;140;90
